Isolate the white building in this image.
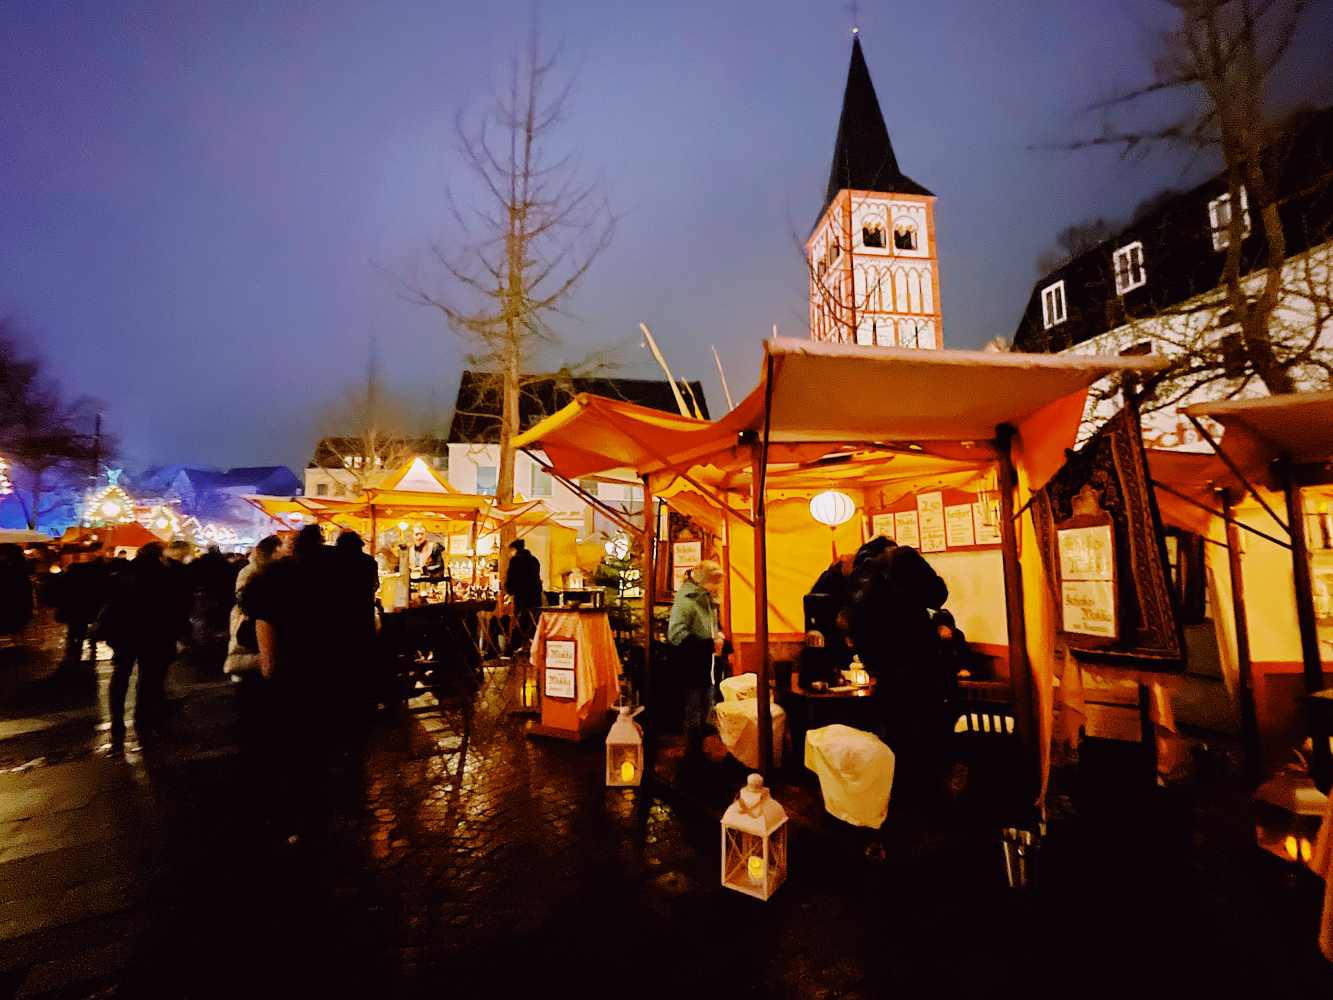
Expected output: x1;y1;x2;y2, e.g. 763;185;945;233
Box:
1013;107;1333;449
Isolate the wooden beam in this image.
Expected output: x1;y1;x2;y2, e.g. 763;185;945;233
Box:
995;424;1037;801
1280;458;1331;788
1221;488;1261;778
641;475;658;783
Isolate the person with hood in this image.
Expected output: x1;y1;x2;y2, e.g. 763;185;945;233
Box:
668;560;725;760
504;538;543;650
332;530;379;723
223;535;282;678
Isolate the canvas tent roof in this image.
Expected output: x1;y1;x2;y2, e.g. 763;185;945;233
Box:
1184;392;1333;469
514;338;1168;487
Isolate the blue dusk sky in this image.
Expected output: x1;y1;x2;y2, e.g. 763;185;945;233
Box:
3;1;1331;470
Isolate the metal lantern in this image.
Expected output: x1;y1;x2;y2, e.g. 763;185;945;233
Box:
721;773;788;900
605;705;644;787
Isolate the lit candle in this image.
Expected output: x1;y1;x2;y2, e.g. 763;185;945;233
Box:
1300;838;1312;864
620;760;635;783
747;855;765;884
1284;835;1299;860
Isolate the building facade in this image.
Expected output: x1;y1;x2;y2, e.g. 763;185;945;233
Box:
1012;108;1333;449
808;35;942;350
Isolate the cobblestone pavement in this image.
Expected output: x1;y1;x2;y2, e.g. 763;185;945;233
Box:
2;617;1332;999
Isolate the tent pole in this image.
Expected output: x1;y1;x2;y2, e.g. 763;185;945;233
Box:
1221;488;1261;779
995;424;1036;801
751;351;776;780
1187;415;1290;536
642;475;658;784
1279;459;1331;789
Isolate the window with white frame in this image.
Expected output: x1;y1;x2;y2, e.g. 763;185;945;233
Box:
476;466;497;496
1041;280;1067;329
1209;188;1250;251
530;465;552;497
1113;241;1146;295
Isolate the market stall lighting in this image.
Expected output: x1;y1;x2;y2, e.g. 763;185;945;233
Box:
809;491;855;560
721;773;788;900
605;705;643;788
0;455;12;496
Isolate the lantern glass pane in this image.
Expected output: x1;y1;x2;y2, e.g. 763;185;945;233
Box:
606;744;642;786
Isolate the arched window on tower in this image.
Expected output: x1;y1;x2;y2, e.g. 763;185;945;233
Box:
894;219;919;251
827;237;841;266
862;221;885;248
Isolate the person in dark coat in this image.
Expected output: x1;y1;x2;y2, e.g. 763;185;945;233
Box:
504;539;543;650
53;550;109;665
333;530;379;723
805;552;857;671
243;525;336;843
849;539;949;796
105;543;190;740
0;544;33;636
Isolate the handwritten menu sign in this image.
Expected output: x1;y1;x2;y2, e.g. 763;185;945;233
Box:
944;504;975;548
972;501;1001;546
893;510;920;549
1057;524;1117;639
544;637;578;699
870;512;895;540
916;492;946;552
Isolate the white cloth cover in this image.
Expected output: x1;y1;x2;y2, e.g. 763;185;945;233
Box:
714;699;786;769
719;673;758;703
804;724;895;829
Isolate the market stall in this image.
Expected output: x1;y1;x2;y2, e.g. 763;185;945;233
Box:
514;337;1168;803
245;456;579;697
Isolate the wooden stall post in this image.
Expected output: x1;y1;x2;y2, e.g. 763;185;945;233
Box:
642;475;658;781
1221;488;1261;777
1280;459;1331;785
751;443;773;780
995;424;1037;800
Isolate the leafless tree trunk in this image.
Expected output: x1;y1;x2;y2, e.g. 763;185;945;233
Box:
404;30;615;570
1062;0;1323;401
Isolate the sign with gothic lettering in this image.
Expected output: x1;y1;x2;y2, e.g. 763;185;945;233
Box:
1034;408;1183;671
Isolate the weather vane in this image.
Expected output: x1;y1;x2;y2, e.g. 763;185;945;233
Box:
843;0;862;34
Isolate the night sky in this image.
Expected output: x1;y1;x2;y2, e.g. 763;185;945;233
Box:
4;1;1331;472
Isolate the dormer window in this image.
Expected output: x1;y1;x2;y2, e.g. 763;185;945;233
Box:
893;220;918;251
1113;241;1146;295
1041;280;1067;329
1209;188;1250;250
862;221;885;248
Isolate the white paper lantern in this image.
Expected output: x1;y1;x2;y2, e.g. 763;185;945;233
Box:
720;773;788;900
808;491;855;528
605;705;644;787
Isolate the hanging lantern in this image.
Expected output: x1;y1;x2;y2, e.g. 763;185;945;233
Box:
720;773;788;900
809;491;855;561
605;705;644;788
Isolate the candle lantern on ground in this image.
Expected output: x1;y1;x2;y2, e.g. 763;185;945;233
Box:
809;491;855;561
721;773;788;900
605;705;644;787
1253;773;1325;868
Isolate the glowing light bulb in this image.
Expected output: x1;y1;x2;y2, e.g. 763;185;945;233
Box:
1284;835;1299;860
1300;838;1312;864
747;855;765;884
101;501;121;518
619;759;635;783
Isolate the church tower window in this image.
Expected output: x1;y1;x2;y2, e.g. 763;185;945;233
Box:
862;221;885;248
893;220;918;251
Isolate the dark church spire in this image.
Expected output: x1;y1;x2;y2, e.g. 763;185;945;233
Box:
822;35;931;216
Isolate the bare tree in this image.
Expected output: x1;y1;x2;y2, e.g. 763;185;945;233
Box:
0;322;108;529
404;31;615;553
311;340;434;491
1036;218;1119;275
1063;0;1331;408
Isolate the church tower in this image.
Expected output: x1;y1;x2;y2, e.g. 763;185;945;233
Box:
808;34;942;349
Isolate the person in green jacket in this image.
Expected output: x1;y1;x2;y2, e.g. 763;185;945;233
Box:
668;560;724;759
